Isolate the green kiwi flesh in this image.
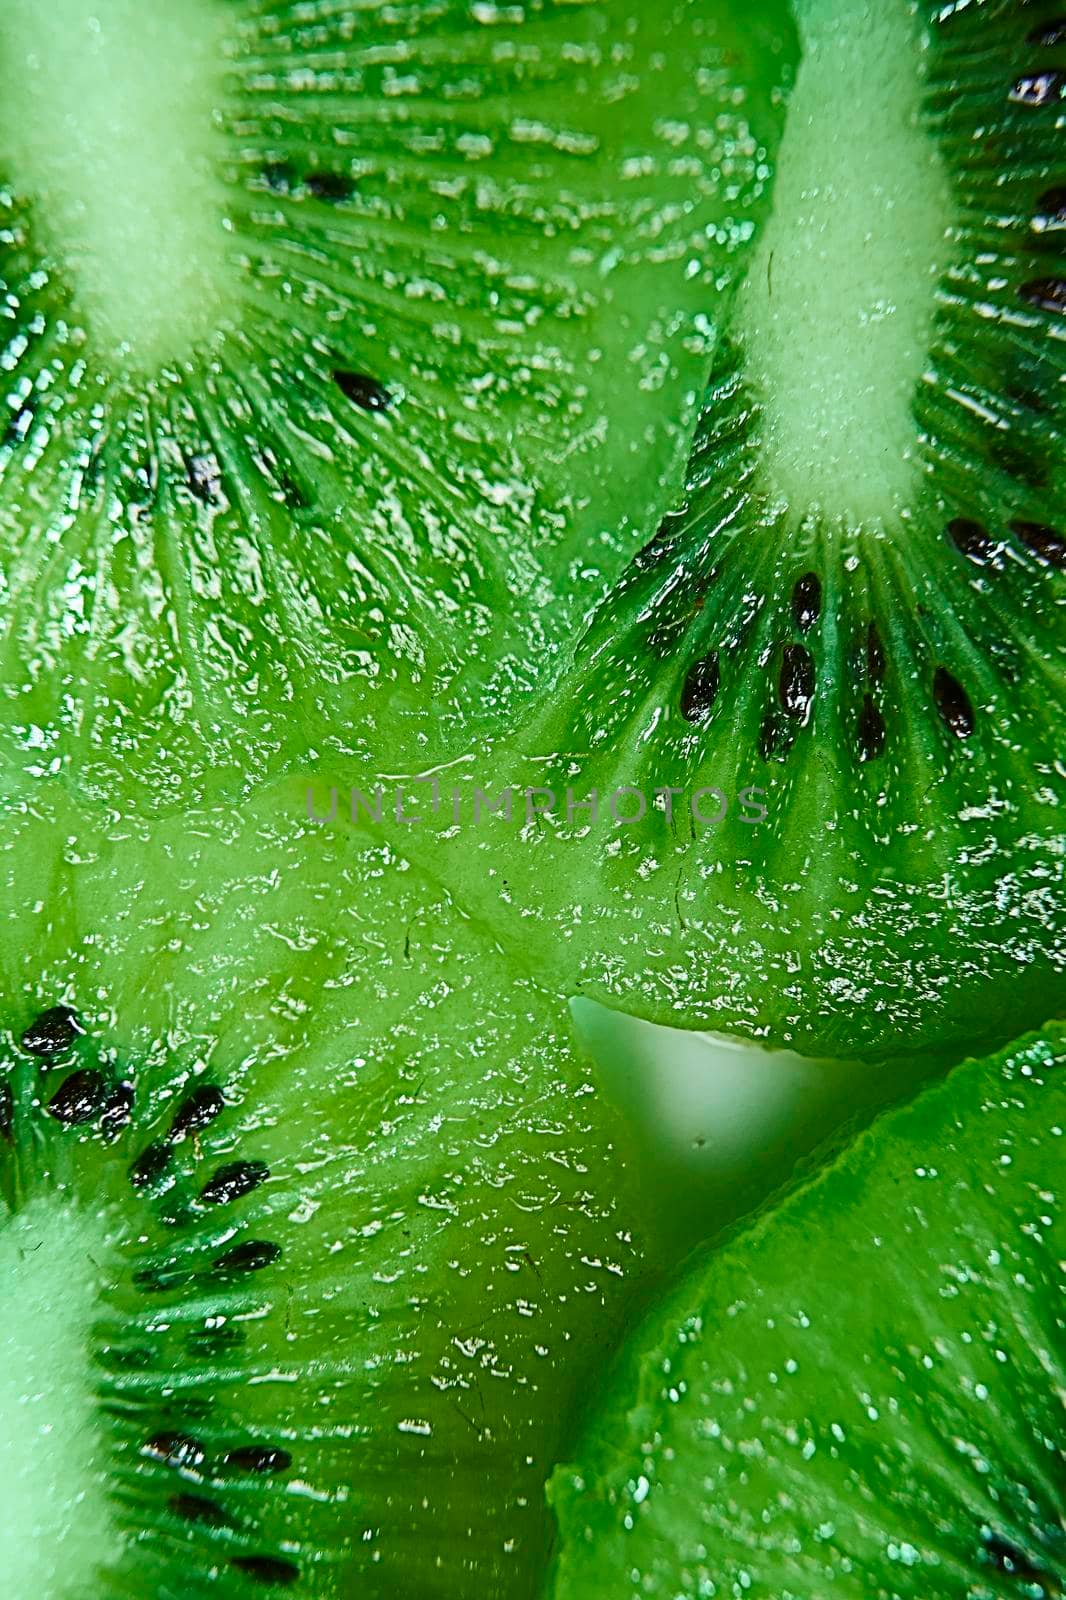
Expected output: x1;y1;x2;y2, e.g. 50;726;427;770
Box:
0;6;804;1588
400;0;1066;1058
0;0;796;808
547;1024;1066;1599
0;787;655;1598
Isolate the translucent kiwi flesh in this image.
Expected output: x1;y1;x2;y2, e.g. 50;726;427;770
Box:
548;1026;1066;1599
400;0;1066;1057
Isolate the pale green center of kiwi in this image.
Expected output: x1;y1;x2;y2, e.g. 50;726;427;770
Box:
0;0;236;370
738;0;952;528
0;1200;118;1592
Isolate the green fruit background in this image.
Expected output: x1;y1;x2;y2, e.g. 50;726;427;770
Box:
0;0;1061;1596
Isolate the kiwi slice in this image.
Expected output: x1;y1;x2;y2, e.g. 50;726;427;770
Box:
0;9;801;1579
397;0;1065;1058
0;787;661;1597
0;0;795;806
547;1024;1066;1599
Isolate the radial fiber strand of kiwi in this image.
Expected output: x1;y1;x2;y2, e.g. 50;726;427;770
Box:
0;785;655;1599
0;0;796;807
548;1026;1066;1600
397;0;1066;1059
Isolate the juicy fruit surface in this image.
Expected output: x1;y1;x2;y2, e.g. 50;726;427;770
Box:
1;7;1061;1597
0;787;653;1598
0;6;801;1590
399;0;1066;1057
548;1026;1066;1599
0;0;795;807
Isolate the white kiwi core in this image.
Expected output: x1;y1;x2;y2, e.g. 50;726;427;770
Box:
0;0;236;370
738;0;953;529
0;1199;119;1594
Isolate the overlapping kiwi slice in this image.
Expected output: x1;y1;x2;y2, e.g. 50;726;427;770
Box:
402;0;1066;1057
0;792;662;1597
0;0;795;805
548;1025;1066;1599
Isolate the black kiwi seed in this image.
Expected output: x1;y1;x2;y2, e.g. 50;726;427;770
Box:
143;1432;207;1471
224;1445;293;1475
680;651;721;723
20;1004;82;1058
1011;519;1066;568
230;1555;300;1587
933;667;976;739
305;170;355;202
857;695;887;763
984;1534;1047;1584
260;160;295;194
129;1141;172;1191
252;448;311;514
100;1082;135;1141
866;622;886;684
47;1069;107;1126
332;369;393;413
168;1492;231;1528
169;1085;226;1142
212;1240;282;1276
779;644;815;721
276;471;309;513
200;1160;270;1206
184;454;222;507
1010;70;1066;107
947;516;997;564
1027;18;1066;48
791;572;822;632
1033;185;1066;231
1019;276;1066;314
0;1080;12;1140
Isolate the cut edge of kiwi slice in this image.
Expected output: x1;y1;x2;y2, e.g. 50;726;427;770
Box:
547;1022;1066;1600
